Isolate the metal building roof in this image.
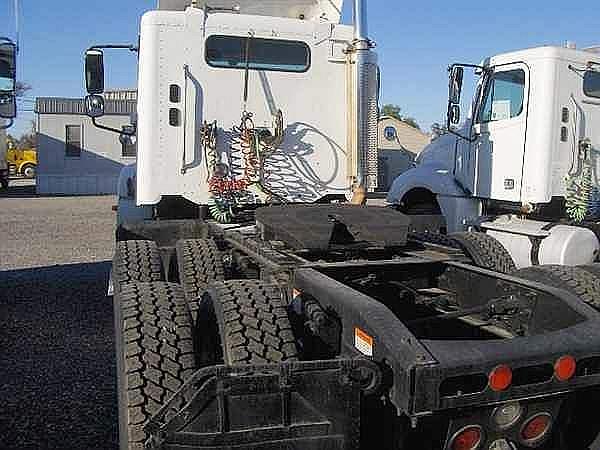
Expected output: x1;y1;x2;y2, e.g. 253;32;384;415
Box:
35;97;137;116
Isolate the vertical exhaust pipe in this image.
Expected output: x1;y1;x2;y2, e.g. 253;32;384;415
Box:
353;0;369;43
351;0;378;204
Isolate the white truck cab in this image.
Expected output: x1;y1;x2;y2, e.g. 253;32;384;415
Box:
389;45;600;268
86;0;379;227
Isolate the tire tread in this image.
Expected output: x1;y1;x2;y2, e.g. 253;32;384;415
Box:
176;239;224;322
512;265;600;309
450;231;516;274
113;241;163;293
206;280;298;365
115;282;196;449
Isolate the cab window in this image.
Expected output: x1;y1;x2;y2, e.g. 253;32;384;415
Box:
583;70;600;99
477;69;525;123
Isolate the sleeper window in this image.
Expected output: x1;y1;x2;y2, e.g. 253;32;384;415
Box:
206;35;310;73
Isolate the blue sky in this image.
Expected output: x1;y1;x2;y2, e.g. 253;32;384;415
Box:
3;0;600;136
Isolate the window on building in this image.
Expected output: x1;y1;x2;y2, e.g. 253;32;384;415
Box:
205;35;311;73
384;126;397;141
477;69;526;123
583;70;600;99
65;125;82;157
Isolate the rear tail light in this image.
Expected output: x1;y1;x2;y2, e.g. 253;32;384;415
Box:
489;365;512;392
520;413;552;446
554;355;576;381
450;425;483;450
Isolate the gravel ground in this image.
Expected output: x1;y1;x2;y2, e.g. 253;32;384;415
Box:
0;262;118;450
0;188;118;450
0;188;115;270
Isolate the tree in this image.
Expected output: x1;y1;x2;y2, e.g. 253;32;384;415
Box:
380;104;421;130
7;119;36;149
15;81;32;98
381;104;402;121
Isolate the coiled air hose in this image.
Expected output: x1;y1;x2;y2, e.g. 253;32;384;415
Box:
565;139;599;222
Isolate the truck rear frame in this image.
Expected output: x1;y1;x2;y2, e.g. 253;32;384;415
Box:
113;205;600;450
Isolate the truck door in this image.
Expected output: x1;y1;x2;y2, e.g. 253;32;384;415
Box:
581;70;600;178
471;64;529;201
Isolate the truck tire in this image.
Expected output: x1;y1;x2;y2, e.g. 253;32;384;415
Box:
21;163;36;178
409;231;460;249
114;282;196;450
175;239;224;322
579;263;600;280
197;280;298;366
511;265;600;309
113;240;163;294
450;231;516;274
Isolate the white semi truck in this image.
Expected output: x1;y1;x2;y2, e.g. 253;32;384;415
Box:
388;45;600;272
84;2;600;449
0;37;18;189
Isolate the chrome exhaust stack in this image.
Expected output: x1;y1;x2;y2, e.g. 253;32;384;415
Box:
352;0;378;202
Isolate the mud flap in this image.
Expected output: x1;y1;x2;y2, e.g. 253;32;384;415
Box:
145;359;380;450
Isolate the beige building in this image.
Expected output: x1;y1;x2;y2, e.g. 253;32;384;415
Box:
35;90;137;195
377;115;431;191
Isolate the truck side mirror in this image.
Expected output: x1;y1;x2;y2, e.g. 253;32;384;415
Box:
0;94;16;119
449;66;464;104
448;104;461;125
0;40;17;119
85;94;105;118
85;49;105;94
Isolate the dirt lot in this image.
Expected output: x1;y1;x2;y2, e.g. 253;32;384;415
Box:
0;188;118;449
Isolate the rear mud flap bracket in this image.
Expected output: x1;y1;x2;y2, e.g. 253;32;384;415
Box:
145;359;380;450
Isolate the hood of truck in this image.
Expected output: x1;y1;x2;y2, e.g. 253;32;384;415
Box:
416;130;458;170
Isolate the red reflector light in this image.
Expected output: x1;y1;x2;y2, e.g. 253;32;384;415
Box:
521;413;552;444
554;355;576;381
489;365;512;392
451;425;482;450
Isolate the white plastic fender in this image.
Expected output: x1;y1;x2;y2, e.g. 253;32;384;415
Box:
387;165;481;233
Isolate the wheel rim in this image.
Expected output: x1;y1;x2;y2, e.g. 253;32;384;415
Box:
23;166;35;178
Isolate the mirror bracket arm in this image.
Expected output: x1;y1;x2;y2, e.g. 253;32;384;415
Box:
91;117;136;136
449;63;487;72
447;127;477;143
87;44;138;53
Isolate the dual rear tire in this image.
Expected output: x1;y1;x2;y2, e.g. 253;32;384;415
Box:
112;239;298;449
